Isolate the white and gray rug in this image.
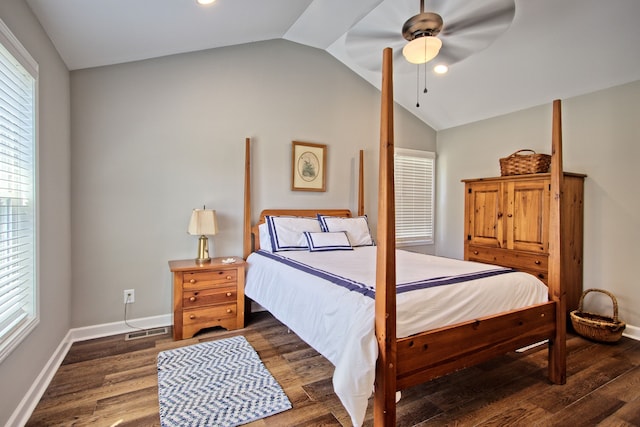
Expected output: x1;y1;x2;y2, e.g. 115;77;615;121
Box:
157;335;291;427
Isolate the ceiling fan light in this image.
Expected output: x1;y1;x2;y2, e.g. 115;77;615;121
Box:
402;36;442;64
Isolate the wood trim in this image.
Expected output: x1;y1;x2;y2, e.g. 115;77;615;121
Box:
358;149;364;217
548;99;567;384
374;46;397;427
461;171;586;183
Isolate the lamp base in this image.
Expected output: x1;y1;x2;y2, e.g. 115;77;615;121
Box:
195;235;211;264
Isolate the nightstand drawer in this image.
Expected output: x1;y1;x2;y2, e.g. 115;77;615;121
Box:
183;285;237;308
183;304;237;326
182;269;237;290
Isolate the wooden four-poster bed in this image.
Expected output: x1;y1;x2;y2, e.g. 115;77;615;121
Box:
242;48;568;426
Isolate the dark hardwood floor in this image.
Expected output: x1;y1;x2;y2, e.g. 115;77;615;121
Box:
26;311;640;426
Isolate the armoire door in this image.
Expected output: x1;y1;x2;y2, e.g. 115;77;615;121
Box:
504;178;550;253
466;181;503;248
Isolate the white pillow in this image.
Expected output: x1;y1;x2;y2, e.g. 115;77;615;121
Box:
258;222;273;252
317;215;374;247
303;231;353;252
265;215;322;251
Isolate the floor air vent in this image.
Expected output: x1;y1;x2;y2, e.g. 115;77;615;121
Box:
125;327;169;341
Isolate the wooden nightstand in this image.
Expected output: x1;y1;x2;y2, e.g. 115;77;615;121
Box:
169;257;246;340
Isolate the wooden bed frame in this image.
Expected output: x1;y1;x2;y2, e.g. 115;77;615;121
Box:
242;47;567;426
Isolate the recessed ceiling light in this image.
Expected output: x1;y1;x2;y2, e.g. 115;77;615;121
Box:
196;0;216;5
434;64;448;74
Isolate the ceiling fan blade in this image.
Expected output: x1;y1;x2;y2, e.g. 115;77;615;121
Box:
440;1;515;35
433;43;472;66
345;38;405;72
344;0;418;71
346;29;403;45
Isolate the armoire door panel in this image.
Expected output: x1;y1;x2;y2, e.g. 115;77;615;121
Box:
506;180;549;253
466;182;503;247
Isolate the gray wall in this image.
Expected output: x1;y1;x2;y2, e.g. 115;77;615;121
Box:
0;0;71;424
70;39;436;327
436;80;640;328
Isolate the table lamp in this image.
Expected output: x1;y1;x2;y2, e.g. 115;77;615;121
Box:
188;208;218;263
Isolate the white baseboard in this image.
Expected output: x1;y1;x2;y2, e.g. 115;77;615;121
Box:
622;324;640;342
68;313;172;343
6;330;73;427
7;313;172;427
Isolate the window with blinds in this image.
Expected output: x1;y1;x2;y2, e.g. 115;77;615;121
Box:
394;148;435;246
0;20;38;363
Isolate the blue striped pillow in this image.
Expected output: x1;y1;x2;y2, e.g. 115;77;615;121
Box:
303;231;353;252
266;215;322;251
317;215;374;247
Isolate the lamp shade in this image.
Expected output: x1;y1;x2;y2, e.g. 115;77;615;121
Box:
402;36;442;64
188;209;218;236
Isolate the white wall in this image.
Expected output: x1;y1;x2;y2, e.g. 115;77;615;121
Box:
70;39;436;328
436;80;640;329
0;0;71;425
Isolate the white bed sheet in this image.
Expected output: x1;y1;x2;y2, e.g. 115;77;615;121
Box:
244;246;548;426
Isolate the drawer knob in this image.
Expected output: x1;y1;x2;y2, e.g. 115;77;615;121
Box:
189;296;197;302
189;314;196;320
189;279;196;284
534;260;541;265
226;292;232;297
226;308;232;313
473;251;479;255
226;275;232;280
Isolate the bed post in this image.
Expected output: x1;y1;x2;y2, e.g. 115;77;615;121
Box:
243;137;252;260
548;100;567;384
358;149;365;217
374;47;397;427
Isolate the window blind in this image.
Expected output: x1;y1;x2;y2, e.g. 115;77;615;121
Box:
394;148;435;245
0;20;37;362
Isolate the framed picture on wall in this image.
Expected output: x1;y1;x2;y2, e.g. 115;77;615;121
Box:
291;141;327;192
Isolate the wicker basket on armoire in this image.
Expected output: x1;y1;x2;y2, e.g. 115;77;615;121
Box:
499;149;551;176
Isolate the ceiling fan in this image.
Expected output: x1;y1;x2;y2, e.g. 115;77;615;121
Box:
345;0;516;74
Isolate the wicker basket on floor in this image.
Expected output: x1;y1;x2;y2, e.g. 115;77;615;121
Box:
570;289;626;343
499;149;551;176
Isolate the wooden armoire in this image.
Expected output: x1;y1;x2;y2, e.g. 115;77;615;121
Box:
462;172;586;312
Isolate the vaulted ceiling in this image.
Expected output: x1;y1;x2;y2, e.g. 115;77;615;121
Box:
25;0;640;130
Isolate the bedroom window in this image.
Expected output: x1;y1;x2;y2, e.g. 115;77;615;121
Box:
394;148;435;246
0;19;38;363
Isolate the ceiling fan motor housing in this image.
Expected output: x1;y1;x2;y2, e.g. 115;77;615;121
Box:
402;12;443;41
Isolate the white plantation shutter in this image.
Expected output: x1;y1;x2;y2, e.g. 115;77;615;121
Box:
394;148;435;246
0;19;38;362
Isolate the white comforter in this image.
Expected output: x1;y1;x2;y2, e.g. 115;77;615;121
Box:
244;247;547;426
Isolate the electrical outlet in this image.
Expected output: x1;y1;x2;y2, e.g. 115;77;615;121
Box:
124;289;135;304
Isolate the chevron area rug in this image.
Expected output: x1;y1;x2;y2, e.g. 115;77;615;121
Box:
157;335;292;427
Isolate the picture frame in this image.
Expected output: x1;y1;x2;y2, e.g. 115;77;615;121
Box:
291;141;327;192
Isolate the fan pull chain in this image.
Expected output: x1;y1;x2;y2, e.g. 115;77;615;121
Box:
423;37;429;94
416;64;420;108
424;63;428;94
416;40;430;108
